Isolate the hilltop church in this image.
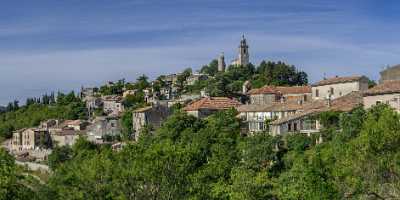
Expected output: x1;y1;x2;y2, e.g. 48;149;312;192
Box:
217;35;250;72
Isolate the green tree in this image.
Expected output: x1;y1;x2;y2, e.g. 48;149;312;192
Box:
48;146;73;170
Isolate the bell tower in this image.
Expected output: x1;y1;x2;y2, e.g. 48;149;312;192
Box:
218;52;226;72
238;35;249;66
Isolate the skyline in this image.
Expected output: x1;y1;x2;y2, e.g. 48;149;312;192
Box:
1;0;400;105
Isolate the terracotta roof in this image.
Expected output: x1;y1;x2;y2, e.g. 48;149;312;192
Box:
270;91;362;125
248;86;311;95
183;97;242;111
312;76;366;87
62;120;82;126
53;128;78;136
330;91;363;112
380;64;400;74
364;80;400;96
237;102;305;112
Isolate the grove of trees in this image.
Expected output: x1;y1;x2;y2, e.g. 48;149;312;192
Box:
2;104;400;199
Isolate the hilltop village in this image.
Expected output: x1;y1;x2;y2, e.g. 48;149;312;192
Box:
2;35;400;163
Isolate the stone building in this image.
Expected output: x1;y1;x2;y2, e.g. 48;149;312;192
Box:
270;91;363;135
61;120;88;131
80;86;98;98
311;76;369;100
50;128;80;147
218;52;226;72
183;97;242;118
363;80;400;111
237;101;307;133
11;128;52;152
86;116;121;143
132;103;170;141
186;74;208;86
379;64;400;83
102;95;124;116
248;86;311;105
231;35;250;66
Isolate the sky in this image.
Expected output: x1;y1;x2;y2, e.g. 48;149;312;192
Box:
1;0;400;105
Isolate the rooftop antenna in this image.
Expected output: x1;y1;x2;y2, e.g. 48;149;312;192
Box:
323;73;327;80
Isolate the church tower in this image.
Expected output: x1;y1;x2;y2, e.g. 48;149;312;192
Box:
238;35;249;66
218;52;226;72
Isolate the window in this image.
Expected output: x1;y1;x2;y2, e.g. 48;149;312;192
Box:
376;101;382;105
315;89;319;97
288;123;292;131
330;87;334;95
294;123;298;131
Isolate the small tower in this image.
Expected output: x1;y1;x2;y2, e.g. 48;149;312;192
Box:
218;52;226;72
238;34;249;66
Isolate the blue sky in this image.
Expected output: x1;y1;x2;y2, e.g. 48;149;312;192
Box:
1;0;400;105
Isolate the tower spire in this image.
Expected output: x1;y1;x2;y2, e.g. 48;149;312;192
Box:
238;34;249;66
218;52;226;72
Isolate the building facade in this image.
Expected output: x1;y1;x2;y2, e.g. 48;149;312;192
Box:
11;128;51;152
237;102;305;133
379;64;400;83
312;76;369;100
102;95;124;116
132;103;171;141
86;116;121;143
363;80;400;112
248;86;312;105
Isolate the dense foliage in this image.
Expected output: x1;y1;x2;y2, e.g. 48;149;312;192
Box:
0;92;86;140
192;60;308;97
2;104;399;199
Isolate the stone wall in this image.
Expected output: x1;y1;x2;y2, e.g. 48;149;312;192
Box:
363;93;400;111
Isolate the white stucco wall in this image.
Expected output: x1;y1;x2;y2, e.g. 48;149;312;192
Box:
312;79;368;100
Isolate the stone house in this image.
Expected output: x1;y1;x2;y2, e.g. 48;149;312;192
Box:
270;91;363;135
80;87;98;98
363;80;400;111
50;128;80;147
102;95;124;116
11;128;52;152
237;101;311;134
311;76;369;100
85;96;103;110
183;97;242;118
86;116;121;143
247;86;311;105
379;64;400;83
132;103;171;141
61;120;87;131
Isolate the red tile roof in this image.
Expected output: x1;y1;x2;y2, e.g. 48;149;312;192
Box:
312;76;366;87
183;97;242;111
364;80;400;96
248;85;311;95
270;91;362;125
